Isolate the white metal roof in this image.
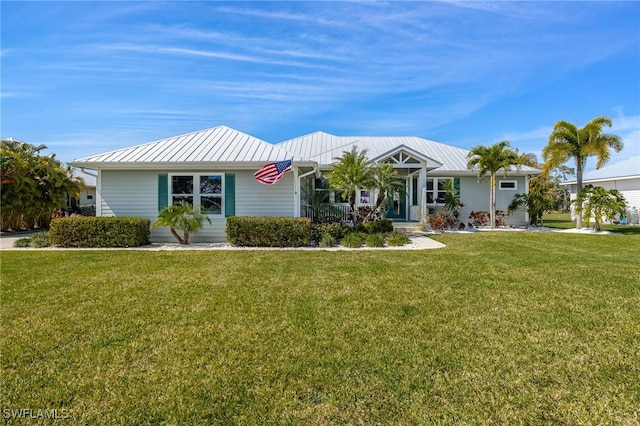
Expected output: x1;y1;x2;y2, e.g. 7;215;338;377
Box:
563;156;640;184
70;167;97;187
277;131;539;174
70;126;300;169
69;125;541;174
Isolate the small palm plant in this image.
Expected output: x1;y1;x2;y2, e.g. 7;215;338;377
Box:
575;185;627;232
152;201;211;244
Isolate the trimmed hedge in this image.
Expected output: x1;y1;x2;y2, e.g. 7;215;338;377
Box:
226;216;312;247
49;216;150;247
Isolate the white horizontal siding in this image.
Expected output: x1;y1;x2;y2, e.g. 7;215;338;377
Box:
568;178;640;210
100;170;157;218
454;175;527;226
597;179;640;210
79;188;96;206
99;169;297;243
496;177;526;226
235;170;295;217
622;190;640;210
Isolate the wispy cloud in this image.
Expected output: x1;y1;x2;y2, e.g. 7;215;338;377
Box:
214;5;344;27
2;1;638;164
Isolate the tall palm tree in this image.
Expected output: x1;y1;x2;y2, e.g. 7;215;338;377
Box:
467;141;523;229
326;146;374;222
542;116;623;228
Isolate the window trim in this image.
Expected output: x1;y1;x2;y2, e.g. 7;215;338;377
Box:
499;180;517;191
426;177;454;204
169;172;225;216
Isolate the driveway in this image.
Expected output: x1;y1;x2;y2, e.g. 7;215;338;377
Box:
0;233;37;249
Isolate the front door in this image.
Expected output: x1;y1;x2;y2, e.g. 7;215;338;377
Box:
386;181;406;220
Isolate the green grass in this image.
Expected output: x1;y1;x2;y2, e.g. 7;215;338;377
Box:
2;232;639;424
543;212;640;235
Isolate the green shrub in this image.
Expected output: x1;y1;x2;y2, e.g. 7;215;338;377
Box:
365;233;386;248
29;232;50;248
49;216;150;247
386;231;411;246
12;237;32;248
318;232;337;248
311;222;345;244
357;219;394;234
152;201;210;245
341;232;365;248
226;216;312;247
12;232;51;248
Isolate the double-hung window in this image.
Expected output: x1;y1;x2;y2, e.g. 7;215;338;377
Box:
426;177;453;204
171;174;223;215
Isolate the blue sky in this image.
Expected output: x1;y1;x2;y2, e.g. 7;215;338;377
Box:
2;1;639;172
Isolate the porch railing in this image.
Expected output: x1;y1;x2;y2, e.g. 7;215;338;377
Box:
302;204;351;223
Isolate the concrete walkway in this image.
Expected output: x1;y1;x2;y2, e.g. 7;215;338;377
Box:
0;232;36;250
0;232;446;251
2;225;617;251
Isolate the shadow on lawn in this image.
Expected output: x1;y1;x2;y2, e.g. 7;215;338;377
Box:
607;226;640;235
543;214;640;235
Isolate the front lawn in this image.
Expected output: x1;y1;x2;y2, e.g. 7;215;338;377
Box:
1;232;639;424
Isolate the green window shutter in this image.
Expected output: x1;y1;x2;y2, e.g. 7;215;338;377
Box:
225;174;236;217
412;176;418;206
454;177;461;197
158;174;168;211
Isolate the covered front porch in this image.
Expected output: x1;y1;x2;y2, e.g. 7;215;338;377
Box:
299;145;442;223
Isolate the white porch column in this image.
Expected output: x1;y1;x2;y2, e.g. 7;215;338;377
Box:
296;168;318;218
524;174;530;225
420;165;427;223
96;169;102;217
293;167;300;217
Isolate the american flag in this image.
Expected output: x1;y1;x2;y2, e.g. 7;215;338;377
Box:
254;159;293;185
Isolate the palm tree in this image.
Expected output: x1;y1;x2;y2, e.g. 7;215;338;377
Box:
467;141;523;229
326;147;374;222
507;175;555;227
151;201;211;244
575;185;627;232
364;162;406;221
542;116;623;228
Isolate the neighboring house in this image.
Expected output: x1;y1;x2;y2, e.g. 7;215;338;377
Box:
68;167;97;215
561;155;640;222
70;126;540;242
